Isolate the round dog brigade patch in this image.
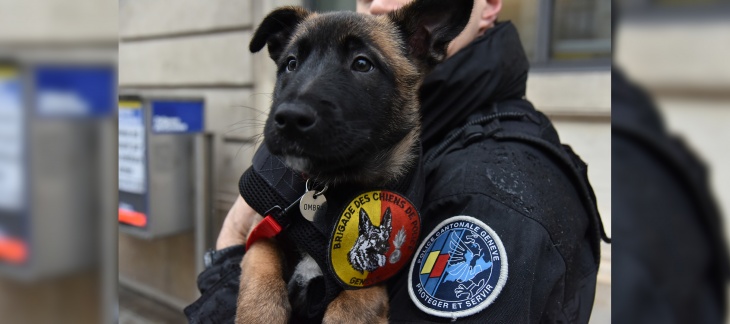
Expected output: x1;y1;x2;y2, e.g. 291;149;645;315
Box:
408;216;508;319
329;190;420;288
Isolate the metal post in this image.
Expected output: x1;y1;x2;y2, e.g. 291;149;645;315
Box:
535;0;555;64
194;134;207;277
102;114;118;324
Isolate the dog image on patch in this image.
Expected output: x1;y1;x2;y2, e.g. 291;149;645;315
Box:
348;208;393;273
237;0;473;323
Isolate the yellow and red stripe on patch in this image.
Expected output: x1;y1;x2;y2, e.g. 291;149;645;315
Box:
420;251;451;278
329;190;421;288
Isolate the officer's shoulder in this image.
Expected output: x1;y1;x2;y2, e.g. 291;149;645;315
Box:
425;137;591;251
430;139;573;203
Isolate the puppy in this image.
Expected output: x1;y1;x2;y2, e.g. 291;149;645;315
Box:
238;0;472;323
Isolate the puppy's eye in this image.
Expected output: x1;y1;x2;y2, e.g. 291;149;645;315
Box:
286;57;298;71
351;57;374;73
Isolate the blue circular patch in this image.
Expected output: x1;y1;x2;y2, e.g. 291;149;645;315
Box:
408;216;508;319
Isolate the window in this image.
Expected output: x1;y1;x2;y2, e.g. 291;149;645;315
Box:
500;0;611;66
616;0;730;15
307;0;612;66
550;0;611;61
652;0;729;7
307;0;355;12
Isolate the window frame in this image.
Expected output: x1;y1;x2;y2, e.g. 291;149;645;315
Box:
304;0;355;12
530;0;612;71
304;0;613;70
620;1;730;20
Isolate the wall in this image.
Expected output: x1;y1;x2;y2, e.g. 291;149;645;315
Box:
117;0;299;308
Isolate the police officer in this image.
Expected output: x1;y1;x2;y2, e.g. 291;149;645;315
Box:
185;0;609;322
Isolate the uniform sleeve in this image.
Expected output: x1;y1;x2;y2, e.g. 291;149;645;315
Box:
388;193;586;323
183;246;245;324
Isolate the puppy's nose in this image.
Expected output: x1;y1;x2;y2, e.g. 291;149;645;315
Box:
274;104;316;133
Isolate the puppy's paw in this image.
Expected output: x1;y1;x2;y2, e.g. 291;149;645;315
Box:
323;285;389;324
235;239;290;324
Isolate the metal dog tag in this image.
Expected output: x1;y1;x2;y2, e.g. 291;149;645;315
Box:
299;190;327;222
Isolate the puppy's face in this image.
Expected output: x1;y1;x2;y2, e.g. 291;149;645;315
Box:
250;0;473;184
266;12;419;182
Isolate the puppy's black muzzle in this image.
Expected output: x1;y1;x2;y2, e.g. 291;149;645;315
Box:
273;102;318;136
265;94;356;163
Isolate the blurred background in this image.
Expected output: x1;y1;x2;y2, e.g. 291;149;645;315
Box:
0;0;117;323
613;0;730;322
0;0;727;322
615;0;730;219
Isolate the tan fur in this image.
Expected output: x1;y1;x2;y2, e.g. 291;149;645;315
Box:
355;127;419;186
383;127;420;180
236;239;290;324
323;286;390;324
238;237;389;324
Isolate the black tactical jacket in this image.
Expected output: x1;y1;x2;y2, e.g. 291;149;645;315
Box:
185;22;606;323
612;68;728;323
384;22;606;323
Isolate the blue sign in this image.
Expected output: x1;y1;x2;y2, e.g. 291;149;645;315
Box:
34;65;115;118
151;100;204;134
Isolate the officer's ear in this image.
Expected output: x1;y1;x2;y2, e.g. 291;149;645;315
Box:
250;6;311;62
388;0;473;67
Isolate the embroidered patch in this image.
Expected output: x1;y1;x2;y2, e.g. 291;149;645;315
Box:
408;216;508;319
329;190;420;288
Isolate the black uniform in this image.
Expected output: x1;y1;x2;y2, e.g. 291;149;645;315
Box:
612;68;729;323
185;22;607;323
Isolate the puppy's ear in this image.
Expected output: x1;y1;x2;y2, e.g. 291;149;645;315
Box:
388;0;473;67
359;208;373;235
250;6;311;61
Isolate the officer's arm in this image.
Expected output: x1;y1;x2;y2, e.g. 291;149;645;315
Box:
217;196;263;250
184;196;258;323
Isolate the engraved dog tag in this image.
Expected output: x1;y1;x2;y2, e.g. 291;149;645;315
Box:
299;190;327;222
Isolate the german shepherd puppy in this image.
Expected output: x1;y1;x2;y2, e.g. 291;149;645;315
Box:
239;0;472;322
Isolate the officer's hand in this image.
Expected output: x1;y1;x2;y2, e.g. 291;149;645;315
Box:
216;195;263;250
